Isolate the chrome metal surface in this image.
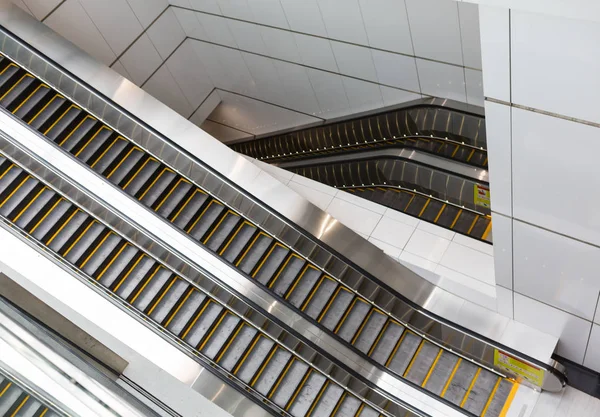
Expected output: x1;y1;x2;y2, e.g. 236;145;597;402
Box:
0;299;163;417
0;2;566;395
0;117;430;417
276;148;489;183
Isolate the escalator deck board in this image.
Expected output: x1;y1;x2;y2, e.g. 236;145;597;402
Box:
0;53;513;416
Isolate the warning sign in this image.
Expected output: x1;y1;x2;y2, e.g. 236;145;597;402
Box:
494;350;544;386
474;184;491;208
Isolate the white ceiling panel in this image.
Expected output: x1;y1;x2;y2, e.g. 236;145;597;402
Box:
306;69;351;118
380;86;421;107
143;64;194;117
201;119;252;143
209;91;321;135
279;0;328;37
118;33;163;85
172;7;208;38
186;0;222;14
146;7;186;59
126;0;168;28
371;49;419;91
340;76;384;115
458;1;482;69
22;0;62;20
166;40;215;108
331;41;378;83
44;0;116;65
194;12;238;47
405;0;464;66
416;58;467;102
294;33;338;73
359;0;413;55
318;0;369;45
241;52;287;106
226;18;268;55
78;0;143;56
260;25;302;64
216;0;253;20
246;0;289;29
273;59;322;115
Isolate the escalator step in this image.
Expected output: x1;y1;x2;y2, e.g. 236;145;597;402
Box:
287;371;327;417
435;205;461;228
271;359;310;408
28;96;68;131
121;157;161;197
336;299;371;342
201;312;241;359
253;348;293;395
405;195;429;217
130;266;173;312
453;212;478;235
471;216;490;239
4;392;29;417
55;114;97;150
463;370;499;416
482;379;514;417
237;232;273;275
188;200;225;241
46;210;89;253
423;350;459;395
171;189;208;228
286;264;322;308
15;188;56;229
182;300;223;348
334;394;362;417
113;256;156;299
205;210;241;252
235;336;275;383
311;383;344;417
270;254;305;296
140;168;178;207
253;243;289;285
388;331;421;375
154;178;193;216
0;73;36;108
0;174;36;214
164;289;206;334
97;244;139;288
80;232;122;276
148;278;189;324
221;221;257;263
15;84;53;121
420;200;444;222
90;137;130;174
75;127;115;163
44;105;83;140
30;200;72;241
217;324;258;371
319;287;354;331
62;220;104;264
107;147;146;186
2;180;43;219
442;359;479;406
352;309;387;353
405;341;441;386
303;276;338;320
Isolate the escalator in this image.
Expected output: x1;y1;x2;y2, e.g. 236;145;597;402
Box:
230;102;487;168
0;50;549;417
0;151;423;417
277;151;492;243
0;372;60;417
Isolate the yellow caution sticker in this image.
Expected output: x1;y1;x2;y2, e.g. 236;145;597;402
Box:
474;184;491;208
494;350;544;386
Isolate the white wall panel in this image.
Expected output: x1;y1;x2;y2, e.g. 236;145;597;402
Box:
478;5;510;101
194;12;237;47
246;0;289;28
241;52;287;106
491;213;512;289
440;241;495;285
358;0;413;55
458;2;482;69
22;0;62;20
380;87;421;107
165;41;214;108
403;229;450;263
45;0;116;65
146;7;186;58
294;34;338;72
279;0;328;37
209;91;321;135
12;0;32;16
260;26;302;63
143;64;194;117
511;10;600;123
126;0;168;28
212;47;257;96
79;0;143;56
186;0;222;14
496;285;513;318
272;60;322;115
217;0;253;20
405;0;464;66
118;34;163;85
484;101;512;216
340;77;384;114
318;0;369;45
172;7;208;39
514;293;591;363
512;108;600;245
306;69;351;118
226;18;268;55
371;50;419;91
583;325;600;372
325;198;383;236
465;69;483;106
416;59;466;102
370;216;414;250
331;41;378;83
110;61;131;79
190;89;220;125
200;119;250;142
513;220;600;321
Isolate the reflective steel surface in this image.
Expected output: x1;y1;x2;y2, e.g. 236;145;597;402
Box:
0;1;566;395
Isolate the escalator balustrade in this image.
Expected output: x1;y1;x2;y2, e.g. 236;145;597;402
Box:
231;107;487;168
0;55;514;416
0;373;61;417
0;153;413;417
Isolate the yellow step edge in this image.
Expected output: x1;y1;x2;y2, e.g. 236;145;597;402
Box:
164;288;195;328
46;208;79;246
79;231;112;268
13;185;46;222
215;322;245;363
29;197;62;234
441;358;462;398
250;346;278;386
146;277;178;316
268;358;295;399
499;381;520;417
235;231;268;267
0;174;30;209
460;368;482;407
129;266;161;304
285;369;312;410
198;310;229;350
421;348;443;388
402;339;425;377
233;334;261;375
112;254;145;292
180;299;213;340
480;377;502;417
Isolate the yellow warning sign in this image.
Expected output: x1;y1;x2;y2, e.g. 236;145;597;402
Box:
474;184;491;208
494;350;544;386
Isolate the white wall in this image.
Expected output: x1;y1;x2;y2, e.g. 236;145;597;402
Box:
12;0;484;139
480;4;600;367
